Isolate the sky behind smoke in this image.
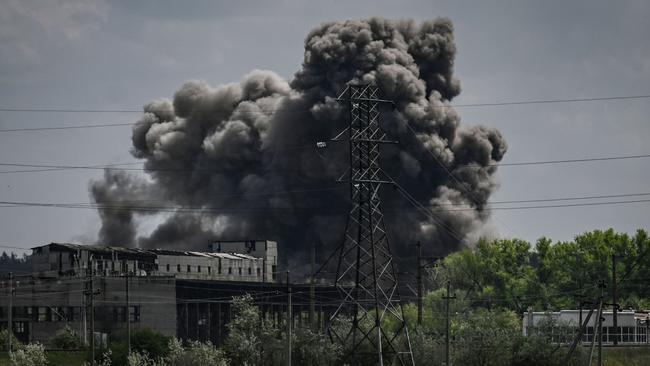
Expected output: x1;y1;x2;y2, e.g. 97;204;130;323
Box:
0;0;649;258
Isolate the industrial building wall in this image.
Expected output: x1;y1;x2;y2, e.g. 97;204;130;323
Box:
1;276;177;346
155;254;265;282
174;279;340;346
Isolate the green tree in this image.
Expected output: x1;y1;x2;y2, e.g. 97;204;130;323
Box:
51;325;81;350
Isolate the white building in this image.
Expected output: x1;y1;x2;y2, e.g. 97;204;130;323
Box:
523;310;650;344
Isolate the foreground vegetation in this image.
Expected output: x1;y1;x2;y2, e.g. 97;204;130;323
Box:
2;228;649;365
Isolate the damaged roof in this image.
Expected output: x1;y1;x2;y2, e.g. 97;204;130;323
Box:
32;242;258;260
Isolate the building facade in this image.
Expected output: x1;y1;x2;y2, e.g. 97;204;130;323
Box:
30;241;278;282
1;241;341;347
523;310;650;345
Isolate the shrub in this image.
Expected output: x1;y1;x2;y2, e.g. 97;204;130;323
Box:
110;328;170;366
9;342;48;366
167;340;228;366
0;328;22;351
51;325;81;350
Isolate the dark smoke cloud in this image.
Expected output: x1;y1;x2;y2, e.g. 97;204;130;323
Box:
90;17;507;266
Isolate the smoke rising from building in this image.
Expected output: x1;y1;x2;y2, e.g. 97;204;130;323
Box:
90;17;507;268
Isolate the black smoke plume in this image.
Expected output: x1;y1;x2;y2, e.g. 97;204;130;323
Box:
90;18;507;269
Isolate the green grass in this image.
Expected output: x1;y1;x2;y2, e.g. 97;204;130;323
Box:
0;351;86;366
602;346;650;366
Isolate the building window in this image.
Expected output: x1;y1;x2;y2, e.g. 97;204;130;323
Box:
72;307;81;322
187;265;191;273
238;267;242;275
166;264;170;272
228;267;232;274
114;307;127;322
177;264;181;272
248;267;252;275
637;326;647;343
13;322;26;334
38;307;49;322
129;306;140;323
198;265;201;273
208;266;211;274
257;268;261;277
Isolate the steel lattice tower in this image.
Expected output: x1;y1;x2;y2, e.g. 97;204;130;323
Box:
326;83;415;366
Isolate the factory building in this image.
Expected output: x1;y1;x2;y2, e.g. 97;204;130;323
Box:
30;240;278;282
1;241;339;347
523;310;650;345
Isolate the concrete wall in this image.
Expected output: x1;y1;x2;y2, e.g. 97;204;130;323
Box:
1;276;177;345
155;254;264;282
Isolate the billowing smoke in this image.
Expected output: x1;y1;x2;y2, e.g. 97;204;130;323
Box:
90;17;506;268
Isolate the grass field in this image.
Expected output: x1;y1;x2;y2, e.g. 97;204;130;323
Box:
601;346;650;366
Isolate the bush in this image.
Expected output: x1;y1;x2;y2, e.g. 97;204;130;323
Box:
9;342;48;366
110;328;171;366
167;339;228;366
293;327;341;366
453;308;520;366
51;325;81;350
124;338;229;366
0;329;22;351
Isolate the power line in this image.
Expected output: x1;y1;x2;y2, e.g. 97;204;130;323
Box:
444;94;650;108
493;154;650;167
0;244;33;251
1;94;648;114
480;192;650;205
1;93;648;131
0;122;134;132
0;151;648;175
1;196;650;214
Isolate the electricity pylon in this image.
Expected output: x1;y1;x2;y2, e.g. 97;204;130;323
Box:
326;83;415;366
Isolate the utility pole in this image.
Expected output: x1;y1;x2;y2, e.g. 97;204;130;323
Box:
7;272;13;353
126;273;131;355
443;281;456;366
598;280;605;366
81;272;87;346
286;271;292;366
588;297;602;366
90;259;95;366
578;300;583;343
309;244;315;330
85;256;100;366
416;242;423;327
612;254;619;347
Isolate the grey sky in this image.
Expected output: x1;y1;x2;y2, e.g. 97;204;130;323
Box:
1;0;649;253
